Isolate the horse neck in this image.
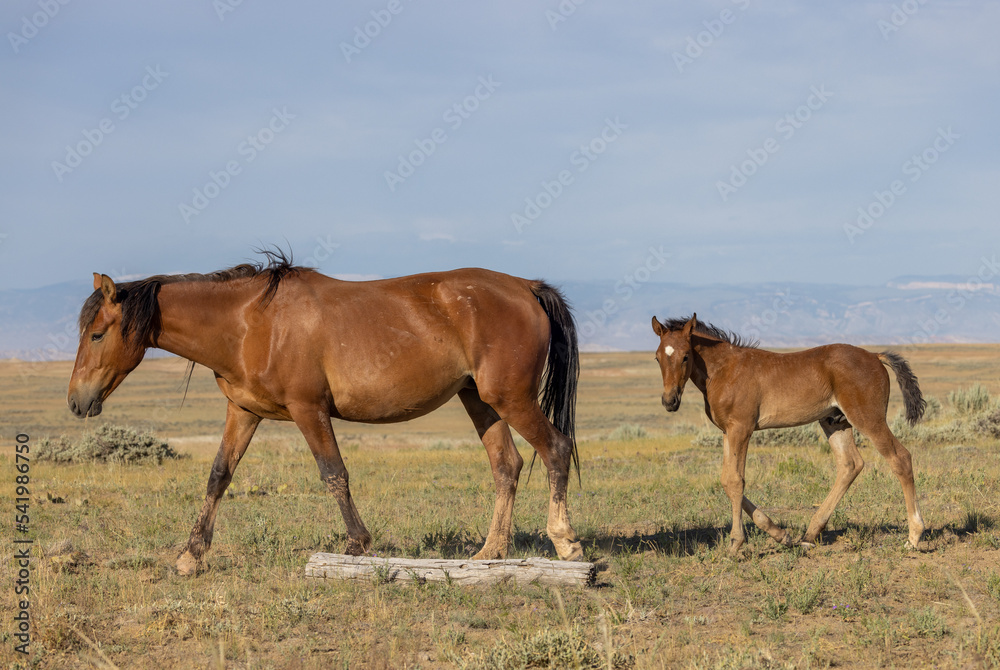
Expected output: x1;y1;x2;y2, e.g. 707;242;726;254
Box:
151;280;252;376
690;337;734;394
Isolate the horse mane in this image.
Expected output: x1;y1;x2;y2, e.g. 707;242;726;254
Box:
659;315;759;349
78;248;306;345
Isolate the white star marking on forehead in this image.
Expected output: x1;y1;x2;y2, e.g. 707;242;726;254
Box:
665;345;675;357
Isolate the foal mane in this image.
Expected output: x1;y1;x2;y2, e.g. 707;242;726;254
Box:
659;316;759;349
78;248;305;345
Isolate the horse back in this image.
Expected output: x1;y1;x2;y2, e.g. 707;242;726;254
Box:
252;268;550;421
714;343;890;430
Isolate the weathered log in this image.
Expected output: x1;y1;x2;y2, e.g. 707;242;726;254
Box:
305;553;596;587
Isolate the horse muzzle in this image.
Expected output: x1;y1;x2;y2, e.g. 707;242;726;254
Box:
68;392;103;418
661;392;682;413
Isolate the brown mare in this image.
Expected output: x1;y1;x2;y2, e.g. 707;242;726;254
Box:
68;252;584;575
651;314;926;554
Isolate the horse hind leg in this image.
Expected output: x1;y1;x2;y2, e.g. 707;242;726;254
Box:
496;400;583;561
802;414;866;546
178;402;260;575
854;417;925;548
459;388;522;560
291;405;372;555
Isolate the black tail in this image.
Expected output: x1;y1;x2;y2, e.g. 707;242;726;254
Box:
531;282;580;482
878;352;926;425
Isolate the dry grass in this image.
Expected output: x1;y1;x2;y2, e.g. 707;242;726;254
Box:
1;346;999;669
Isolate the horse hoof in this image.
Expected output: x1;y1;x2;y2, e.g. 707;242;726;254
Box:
345;539;370;556
798;541;815;550
176;551;201;576
472;547;505;561
556;540;584;562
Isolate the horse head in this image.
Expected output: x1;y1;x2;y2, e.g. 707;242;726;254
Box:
67;273;148;418
651;313;697;412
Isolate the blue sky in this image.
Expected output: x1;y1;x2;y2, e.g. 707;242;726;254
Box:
1;0;997;291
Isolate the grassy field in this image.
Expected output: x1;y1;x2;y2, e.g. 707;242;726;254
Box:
2;346;999;669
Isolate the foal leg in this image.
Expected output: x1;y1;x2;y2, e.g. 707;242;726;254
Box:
459;388;523;560
720;427;754;554
500;402;583;561
177;402;261;575
857;421;925;548
802;415;865;546
290;405;372;555
741;497;795;547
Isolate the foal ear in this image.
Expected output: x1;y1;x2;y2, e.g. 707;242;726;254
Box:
682;313;698;336
651;316;666;336
94;273;118;304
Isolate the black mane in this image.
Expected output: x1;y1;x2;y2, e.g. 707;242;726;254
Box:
78;248;305;346
658;315;759;349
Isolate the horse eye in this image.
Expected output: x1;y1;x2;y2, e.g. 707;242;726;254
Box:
91;332;104;342
682;355;689;364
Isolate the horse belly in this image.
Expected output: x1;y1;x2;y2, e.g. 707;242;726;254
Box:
756;393;836;429
326;355;470;424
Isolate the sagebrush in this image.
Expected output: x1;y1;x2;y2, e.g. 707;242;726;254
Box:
37;424;182;465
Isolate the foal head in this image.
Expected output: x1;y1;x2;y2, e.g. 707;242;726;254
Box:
67;274;148;418
651;313;697;412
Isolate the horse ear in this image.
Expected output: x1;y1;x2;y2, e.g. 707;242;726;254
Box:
94;273;118;304
651;316;666;336
683;313;697;336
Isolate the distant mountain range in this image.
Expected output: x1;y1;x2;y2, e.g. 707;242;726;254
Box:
2;276;998;360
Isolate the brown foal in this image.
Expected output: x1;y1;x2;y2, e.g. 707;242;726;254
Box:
652;314;926;553
68;252;583;574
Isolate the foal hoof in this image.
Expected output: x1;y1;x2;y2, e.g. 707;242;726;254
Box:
798;541;816;550
176;551;201;576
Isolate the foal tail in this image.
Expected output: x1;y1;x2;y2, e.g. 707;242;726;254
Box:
878;351;926;425
531;281;581;481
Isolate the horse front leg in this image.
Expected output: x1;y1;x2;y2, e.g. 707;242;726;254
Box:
291;405;372;555
720;427;753;555
177;402;261;575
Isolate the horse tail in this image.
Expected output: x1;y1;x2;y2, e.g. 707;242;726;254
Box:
877;351;926;425
531;281;580;482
